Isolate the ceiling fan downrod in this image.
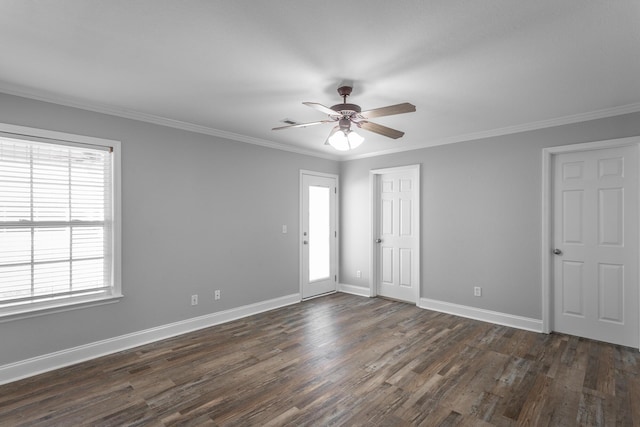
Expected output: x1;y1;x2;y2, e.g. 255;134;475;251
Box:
337;85;352;104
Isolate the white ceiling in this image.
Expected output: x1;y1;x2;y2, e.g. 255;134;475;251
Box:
0;1;639;160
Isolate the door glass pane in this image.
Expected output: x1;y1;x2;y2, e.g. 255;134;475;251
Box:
309;185;330;282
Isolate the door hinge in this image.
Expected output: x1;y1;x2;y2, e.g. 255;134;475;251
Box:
334;275;337;282
334;231;337;237
334;187;337;194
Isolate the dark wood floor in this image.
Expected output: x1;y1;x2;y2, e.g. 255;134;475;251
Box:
1;293;639;426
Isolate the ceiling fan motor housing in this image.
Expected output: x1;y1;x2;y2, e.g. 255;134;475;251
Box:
330;103;361;115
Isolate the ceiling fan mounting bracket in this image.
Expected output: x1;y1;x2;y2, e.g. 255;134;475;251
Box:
337;85;353;97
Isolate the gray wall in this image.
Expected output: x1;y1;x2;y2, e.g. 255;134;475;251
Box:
339;112;640;320
2;90;640;367
0;93;339;365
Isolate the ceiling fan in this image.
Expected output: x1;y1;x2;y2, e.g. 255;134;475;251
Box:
272;85;416;151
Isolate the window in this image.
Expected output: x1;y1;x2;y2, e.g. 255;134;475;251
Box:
0;124;121;319
308;185;331;282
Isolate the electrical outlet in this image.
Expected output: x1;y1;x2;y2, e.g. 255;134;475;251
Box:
356;270;361;278
214;290;221;300
474;287;482;297
191;294;198;305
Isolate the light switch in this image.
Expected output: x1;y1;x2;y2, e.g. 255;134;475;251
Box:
282;225;287;234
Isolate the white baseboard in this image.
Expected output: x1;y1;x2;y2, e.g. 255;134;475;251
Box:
338;283;371;298
0;293;300;386
418;297;543;333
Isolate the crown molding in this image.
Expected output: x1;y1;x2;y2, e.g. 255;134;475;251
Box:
2;83;639;163
0;84;340;161
343;102;640;161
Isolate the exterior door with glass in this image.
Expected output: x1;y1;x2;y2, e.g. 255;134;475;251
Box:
301;172;337;299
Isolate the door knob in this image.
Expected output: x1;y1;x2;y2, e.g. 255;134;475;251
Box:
553;248;562;255
375;238;382;243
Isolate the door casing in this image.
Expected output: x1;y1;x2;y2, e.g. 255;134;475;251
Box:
369;164;421;303
541;136;640;348
299;170;339;300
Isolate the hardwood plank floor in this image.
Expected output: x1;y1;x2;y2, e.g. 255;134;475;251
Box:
1;293;639;426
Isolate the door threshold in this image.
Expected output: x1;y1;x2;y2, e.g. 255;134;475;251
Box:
376;295;415;305
302;291;337;301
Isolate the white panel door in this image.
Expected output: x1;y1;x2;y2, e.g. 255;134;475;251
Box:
553;145;639;347
375;168;419;303
301;173;337;299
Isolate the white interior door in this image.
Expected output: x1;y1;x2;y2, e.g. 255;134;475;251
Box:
301;172;337;299
552;144;639;347
373;166;420;303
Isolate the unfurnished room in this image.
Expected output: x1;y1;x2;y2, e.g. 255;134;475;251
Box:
1;1;640;426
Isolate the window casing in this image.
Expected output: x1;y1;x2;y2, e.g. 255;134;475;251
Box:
0;124;121;319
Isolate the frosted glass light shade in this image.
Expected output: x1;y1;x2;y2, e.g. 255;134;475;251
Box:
327;130;364;151
347;131;364;149
327;130;349;151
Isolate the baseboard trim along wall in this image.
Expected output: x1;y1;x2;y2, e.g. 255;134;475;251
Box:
418;297;543;333
0;293;300;386
0;293;545;385
338;283;371;298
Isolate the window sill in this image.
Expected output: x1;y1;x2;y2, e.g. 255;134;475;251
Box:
0;294;124;323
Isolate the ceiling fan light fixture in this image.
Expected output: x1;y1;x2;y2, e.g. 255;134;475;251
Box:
327;129;363;151
274;85;415;150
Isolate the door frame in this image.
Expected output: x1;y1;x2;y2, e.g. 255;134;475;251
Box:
299;170;339;300
541;136;640;343
369;164;421;302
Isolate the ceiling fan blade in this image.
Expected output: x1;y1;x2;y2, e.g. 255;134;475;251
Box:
272;120;333;130
359;102;416;119
303;102;340;116
359;121;405;139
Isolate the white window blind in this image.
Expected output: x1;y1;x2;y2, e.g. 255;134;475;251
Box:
0;134;116;311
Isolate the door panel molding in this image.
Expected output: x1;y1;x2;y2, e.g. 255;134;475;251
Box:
369;164;421;302
541;136;640;348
